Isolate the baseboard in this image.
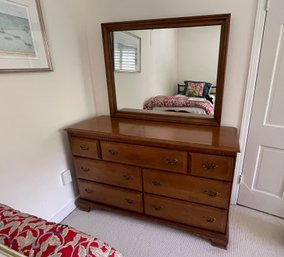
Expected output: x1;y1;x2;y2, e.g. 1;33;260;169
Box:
50;196;79;223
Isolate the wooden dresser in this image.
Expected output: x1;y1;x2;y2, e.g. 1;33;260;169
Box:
66;115;239;248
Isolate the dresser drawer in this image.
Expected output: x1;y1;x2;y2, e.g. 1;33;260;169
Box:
74;158;142;190
143;169;231;208
101;141;187;174
78;180;143;213
144;194;227;233
70;137;100;159
190;153;234;181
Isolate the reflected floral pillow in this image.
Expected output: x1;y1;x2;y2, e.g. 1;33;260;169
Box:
185;82;205;97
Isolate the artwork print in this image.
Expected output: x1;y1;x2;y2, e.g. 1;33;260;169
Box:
0;0;52;72
0;0;36;56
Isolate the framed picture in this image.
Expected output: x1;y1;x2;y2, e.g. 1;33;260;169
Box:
0;0;52;72
113;31;141;73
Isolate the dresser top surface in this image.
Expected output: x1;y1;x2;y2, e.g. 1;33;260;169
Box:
66;116;239;154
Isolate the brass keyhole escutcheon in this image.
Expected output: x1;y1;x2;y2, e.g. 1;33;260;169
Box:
204;190;218;198
125;198;133;204
165;158;178;165
203;216;216;223
152;180;162;186
108;149;118;156
153;205;162;211
202;160;217;170
80;145;89;151
85;188;93;194
123;174;133;181
81;167;90;172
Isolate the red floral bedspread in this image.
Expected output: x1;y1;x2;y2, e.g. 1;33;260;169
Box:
143;95;214;115
0;203;123;257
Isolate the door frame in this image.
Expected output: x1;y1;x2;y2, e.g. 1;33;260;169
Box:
231;0;268;204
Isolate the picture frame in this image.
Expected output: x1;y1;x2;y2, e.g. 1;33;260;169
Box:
113;31;141;73
0;0;52;72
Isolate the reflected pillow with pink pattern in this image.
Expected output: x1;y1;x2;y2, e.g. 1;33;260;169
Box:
185;82;205;97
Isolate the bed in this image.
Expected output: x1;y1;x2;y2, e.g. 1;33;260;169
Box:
0;203;123;257
143;80;215;115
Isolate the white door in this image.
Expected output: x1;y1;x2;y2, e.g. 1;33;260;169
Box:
237;0;284;218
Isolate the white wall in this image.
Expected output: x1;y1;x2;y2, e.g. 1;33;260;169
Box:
151;29;177;96
0;0;95;221
84;0;258;127
177;26;220;85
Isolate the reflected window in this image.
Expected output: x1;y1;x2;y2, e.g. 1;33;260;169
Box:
113;31;140;72
115;43;137;71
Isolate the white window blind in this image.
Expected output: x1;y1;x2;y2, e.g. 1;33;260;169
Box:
114;43;137;72
113;31;140;72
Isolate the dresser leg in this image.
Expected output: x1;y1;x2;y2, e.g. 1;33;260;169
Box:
210;237;228;249
76;198;91;212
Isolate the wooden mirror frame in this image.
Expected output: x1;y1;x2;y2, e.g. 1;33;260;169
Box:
101;13;230;126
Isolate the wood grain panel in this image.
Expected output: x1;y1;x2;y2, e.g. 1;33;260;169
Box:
74;158;142;190
144;194;227;233
74;157;142;191
143;169;231;208
190;153;234;181
65;116;240;154
70;137;100;159
101;141;187;173
78;180;143;213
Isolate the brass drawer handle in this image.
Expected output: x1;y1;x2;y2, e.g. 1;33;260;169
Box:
108;149;118;156
85;188;93;194
81;167;90;172
202;160;218;170
80;145;89;151
152;180;162;186
125;198;134;204
204;190;219;198
123;174;133;181
203;216;216;223
152;205;162;211
165;158;178;165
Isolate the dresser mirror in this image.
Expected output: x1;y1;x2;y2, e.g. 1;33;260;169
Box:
101;14;230;126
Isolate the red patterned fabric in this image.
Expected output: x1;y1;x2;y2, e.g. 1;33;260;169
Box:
0;203;123;257
143;95;214;115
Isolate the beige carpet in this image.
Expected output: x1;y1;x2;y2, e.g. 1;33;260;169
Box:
63;205;284;257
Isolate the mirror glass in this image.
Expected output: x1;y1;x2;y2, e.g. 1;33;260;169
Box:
102;14;230;126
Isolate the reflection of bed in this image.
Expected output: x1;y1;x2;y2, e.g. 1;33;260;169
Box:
143;95;214;115
0;203;123;257
143;80;215;115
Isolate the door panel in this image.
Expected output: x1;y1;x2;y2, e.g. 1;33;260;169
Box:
252;146;284;197
264;24;284;127
238;0;284;218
